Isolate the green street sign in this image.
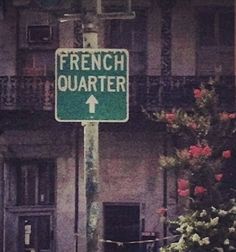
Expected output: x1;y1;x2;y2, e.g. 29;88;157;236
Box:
55;48;129;122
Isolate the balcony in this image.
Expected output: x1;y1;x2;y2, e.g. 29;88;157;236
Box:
0;76;54;111
130;75;235;112
0;75;235;112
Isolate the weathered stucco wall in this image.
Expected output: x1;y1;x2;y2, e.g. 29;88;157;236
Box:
145;0;197;76
2;128;77;252
98;131;176;238
2;128;177;252
235;1;236;76
172;0;196;76
0;2;17;75
146;1;161;76
59;22;75;48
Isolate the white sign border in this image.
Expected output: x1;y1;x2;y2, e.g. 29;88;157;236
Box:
55;48;129;123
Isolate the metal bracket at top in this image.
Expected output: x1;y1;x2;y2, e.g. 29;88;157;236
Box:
96;0;135;20
97;11;135;20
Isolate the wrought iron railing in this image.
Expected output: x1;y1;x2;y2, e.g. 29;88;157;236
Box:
0;76;54;111
129;75;235;111
0;75;235;112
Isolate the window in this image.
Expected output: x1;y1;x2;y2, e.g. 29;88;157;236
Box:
17;11;58;76
9;159;55;206
27;25;53;44
198;9;234;47
197;7;234;75
105;11;147;75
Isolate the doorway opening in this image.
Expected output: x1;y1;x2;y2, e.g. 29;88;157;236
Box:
18;215;53;252
103;203;140;252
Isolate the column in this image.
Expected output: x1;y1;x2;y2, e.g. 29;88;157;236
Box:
158;0;176;244
235;1;236;106
0;145;8;252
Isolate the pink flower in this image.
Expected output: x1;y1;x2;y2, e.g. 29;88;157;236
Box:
202;145;212;157
178;179;189;190
189;145;202;158
194;186;207;195
188;122;197;129
219;112;229;121
178;179;190;197
222;150;231;159
194;89;202;99
178;189;190;197
188;145;212;158
165;113;176;123
229;113;236;119
157;207;167;216
215;174;223;182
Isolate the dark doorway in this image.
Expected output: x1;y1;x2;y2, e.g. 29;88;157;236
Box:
104;203;140;252
18;215;53;252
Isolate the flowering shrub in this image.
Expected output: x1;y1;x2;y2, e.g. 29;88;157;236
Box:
152;109;211;136
149;81;236;250
188;144;212;158
193;85;217;112
154;83;236;207
160;199;236;252
159;144;213;171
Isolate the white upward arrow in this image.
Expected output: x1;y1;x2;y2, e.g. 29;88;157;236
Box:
86;95;99;114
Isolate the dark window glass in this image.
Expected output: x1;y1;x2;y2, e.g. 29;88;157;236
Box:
198;9;234;47
38;164;55;205
38;216;51;249
197;8;234;75
27;25;52;44
219;12;234;46
106;11;147;74
18;216;51;252
198;12;215;46
17;165;36;205
16;160;55;206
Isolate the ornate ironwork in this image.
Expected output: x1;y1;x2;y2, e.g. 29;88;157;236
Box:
73;19;83;48
0;75;234;112
0;76;54;111
159;0;176;81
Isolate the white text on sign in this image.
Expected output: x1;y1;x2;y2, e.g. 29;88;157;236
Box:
59;52;125;71
58;75;126;92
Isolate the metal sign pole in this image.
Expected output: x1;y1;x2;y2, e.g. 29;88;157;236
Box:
82;14;100;252
57;3;134;252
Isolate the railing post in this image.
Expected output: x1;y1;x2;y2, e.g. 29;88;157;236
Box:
43;79;53;111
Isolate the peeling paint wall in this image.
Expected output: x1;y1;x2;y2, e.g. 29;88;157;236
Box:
146;1;161;75
98;131;175;235
2;128;76;252
1;128;175;252
0;2;16;75
172;0;196;76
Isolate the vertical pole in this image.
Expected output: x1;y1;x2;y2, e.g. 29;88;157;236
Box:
82;14;100;252
0;145;7;252
234;2;236;108
0;152;4;252
163;133;168;246
74;125;80;252
159;0;176;244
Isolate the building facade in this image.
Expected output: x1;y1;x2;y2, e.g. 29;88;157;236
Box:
0;0;235;252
